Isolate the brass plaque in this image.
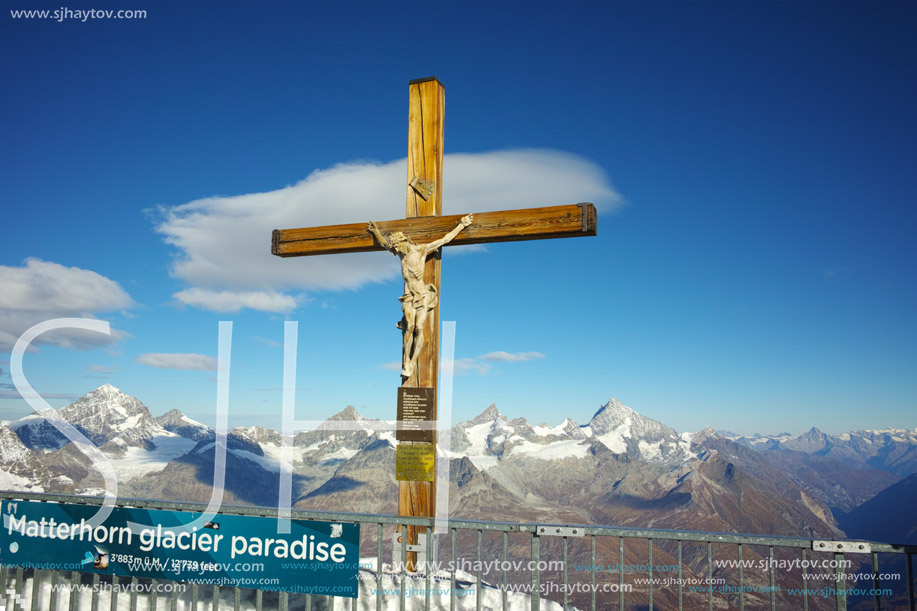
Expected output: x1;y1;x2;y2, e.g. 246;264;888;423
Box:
396;443;436;482
396;386;436;442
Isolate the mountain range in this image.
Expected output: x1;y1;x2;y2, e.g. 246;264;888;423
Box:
1;384;913;609
2;385;913;535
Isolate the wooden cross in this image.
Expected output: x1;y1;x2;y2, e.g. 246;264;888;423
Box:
272;76;597;566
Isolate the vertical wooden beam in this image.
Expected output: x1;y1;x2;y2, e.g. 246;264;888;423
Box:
406;76;444;220
400;76;444;569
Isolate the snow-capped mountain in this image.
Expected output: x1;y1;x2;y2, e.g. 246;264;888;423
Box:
728;426;917;476
581;397;693;463
154;409;213;441
10;413;69;452
449;397;694;476
6;385;198;493
0;424;51;491
3;384;914;611
1;384;913;545
12;384;163;451
450;404;589;471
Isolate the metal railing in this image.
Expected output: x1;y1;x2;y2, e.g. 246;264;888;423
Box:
1;491;914;610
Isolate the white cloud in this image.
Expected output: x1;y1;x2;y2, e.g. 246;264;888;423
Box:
154;149;620;313
173;288;300;313
253;335;284;349
453;358;491;375
0;259;133;351
479;351;545;363
135;353;217;371
435;351;547;375
0;386;79;400
85;364;119;379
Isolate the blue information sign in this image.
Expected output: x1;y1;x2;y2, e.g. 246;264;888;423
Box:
0;500;360;597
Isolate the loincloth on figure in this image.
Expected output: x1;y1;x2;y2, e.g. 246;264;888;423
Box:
399;284;438;311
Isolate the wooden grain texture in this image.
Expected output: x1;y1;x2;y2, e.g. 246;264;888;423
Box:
406;78;444;219
272;203;597;257
400;77;444;571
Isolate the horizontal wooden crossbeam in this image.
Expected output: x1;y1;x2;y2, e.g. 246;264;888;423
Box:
272;203;597;257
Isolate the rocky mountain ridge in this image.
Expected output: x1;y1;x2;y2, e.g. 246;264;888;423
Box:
728;426;917;476
0;386;913;544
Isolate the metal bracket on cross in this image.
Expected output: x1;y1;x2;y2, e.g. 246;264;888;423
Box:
393;531;430;571
393;530;427;553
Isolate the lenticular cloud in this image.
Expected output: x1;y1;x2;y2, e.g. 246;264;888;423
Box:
155;149;620;313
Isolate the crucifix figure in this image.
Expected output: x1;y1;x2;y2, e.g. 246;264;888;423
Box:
273;76;596;568
367;214;473;379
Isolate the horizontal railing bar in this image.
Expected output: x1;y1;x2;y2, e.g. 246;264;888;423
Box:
2;490;915;554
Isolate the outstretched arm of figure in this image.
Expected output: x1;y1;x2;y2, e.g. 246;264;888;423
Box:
424;214;474;254
367;220;392;250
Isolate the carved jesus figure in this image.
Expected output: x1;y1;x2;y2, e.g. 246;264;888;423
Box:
367;214;474;379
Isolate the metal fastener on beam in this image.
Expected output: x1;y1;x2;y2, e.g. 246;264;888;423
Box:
537;526;585;537
578;202;589;232
812;540;872;554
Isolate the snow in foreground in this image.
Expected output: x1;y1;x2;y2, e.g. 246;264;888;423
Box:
2;559;573;610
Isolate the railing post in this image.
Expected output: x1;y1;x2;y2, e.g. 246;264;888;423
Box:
871;551;879;611
738;543;744;611
15;568;25;611
678;540;684;611
531;531;541;611
377;523;384;611
801;548;808;611
906;552;914;611
131;576;139;611
648;538;653;610
590;535;596;611
70;571;80;611
563;535;569;611
48;569;59;611
0;565;7;607
30;569;43;610
707;541;713;611
476;530;483;611
399;524;407;611
111;574;120;611
450;527;456;611
619;537;625;610
769;546;776;611
425;527;433;611
834;552;847;611
504;532;509;611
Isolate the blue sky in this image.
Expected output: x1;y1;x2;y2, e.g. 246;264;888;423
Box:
1;2;914;435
